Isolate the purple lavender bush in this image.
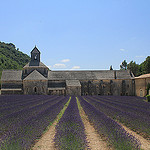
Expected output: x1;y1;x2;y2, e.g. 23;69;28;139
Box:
85;96;150;139
54;96;88;150
78;96;141;150
0;95;69;150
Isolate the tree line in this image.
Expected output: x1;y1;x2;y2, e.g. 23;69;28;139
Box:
120;56;150;77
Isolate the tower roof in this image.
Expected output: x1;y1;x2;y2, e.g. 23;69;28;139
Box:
23;62;48;68
31;46;40;54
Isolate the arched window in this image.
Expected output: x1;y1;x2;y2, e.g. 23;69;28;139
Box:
34;87;37;94
42;87;45;93
34;55;37;60
140;89;143;97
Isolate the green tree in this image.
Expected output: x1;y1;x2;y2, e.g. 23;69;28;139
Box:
120;60;127;70
110;65;113;70
138;56;150;75
127;61;139;76
144;56;150;74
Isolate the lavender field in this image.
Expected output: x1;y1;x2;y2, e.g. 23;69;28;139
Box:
0;95;149;150
82;96;150;139
0;95;69;149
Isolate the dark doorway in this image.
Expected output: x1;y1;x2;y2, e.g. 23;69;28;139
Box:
34;87;37;94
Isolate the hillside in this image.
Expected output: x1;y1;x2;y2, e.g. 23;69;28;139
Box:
0;42;30;85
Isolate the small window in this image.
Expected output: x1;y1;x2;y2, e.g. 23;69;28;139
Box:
34;87;37;93
34;55;37;60
140;89;143;97
42;87;45;92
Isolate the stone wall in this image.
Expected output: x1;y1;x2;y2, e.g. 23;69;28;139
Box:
23;80;48;95
80;79;134;96
48;80;66;88
1;90;23;95
2;82;23;89
48;89;65;95
66;86;81;96
135;77;150;97
1;81;23;95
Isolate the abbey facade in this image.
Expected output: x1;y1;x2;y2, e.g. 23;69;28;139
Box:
0;47;143;96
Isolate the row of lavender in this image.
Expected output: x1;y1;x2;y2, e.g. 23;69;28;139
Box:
0;95;69;150
84;96;150;139
0;95;56;118
54;96;88;150
78;96;141;150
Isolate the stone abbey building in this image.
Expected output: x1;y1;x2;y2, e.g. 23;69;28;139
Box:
1;47;137;96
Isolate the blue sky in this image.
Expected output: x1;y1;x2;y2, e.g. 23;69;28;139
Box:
0;0;150;70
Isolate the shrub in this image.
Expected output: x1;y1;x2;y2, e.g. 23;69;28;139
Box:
146;95;150;102
147;83;150;95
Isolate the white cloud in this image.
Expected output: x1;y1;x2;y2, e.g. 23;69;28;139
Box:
53;64;66;68
71;66;80;70
61;59;70;63
120;49;125;51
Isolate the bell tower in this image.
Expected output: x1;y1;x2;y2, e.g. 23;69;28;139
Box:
23;46;49;79
31;46;40;62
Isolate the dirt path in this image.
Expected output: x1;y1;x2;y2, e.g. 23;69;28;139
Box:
77;98;112;150
32;98;71;150
120;123;150;150
32;121;57;150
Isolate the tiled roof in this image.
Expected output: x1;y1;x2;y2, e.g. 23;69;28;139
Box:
1;70;22;81
23;70;48;80
66;80;81;87
23;62;48;68
135;73;150;79
48;70;133;80
116;70;134;79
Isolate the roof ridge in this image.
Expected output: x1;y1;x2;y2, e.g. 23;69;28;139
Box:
23;70;47;80
31;46;40;53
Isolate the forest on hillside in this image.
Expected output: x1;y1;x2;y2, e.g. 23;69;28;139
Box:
0;42;30;84
0;42;30;70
